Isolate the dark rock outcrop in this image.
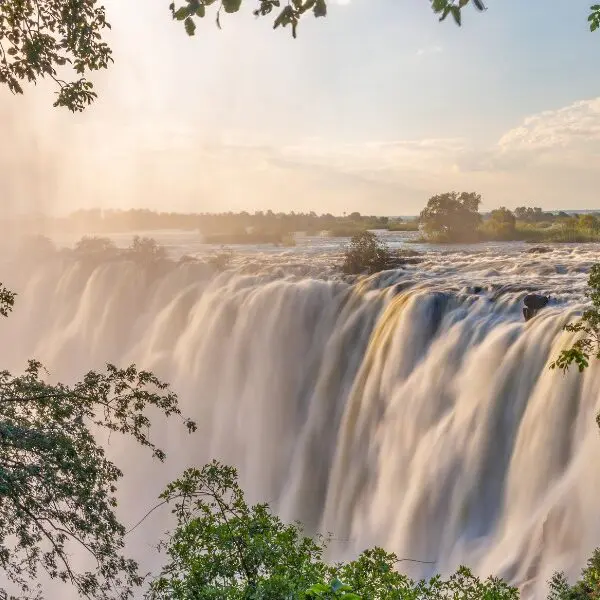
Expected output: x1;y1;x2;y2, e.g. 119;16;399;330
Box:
523;293;549;321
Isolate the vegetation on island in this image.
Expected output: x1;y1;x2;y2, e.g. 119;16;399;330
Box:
419;195;600;244
8;202;600;247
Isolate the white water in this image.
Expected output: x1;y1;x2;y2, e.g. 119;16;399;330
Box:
2;237;600;598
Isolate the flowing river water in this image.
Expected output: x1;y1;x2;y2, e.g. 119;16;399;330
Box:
1;231;600;598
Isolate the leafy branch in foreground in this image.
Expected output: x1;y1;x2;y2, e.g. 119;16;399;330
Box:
150;460;519;600
551;264;600;374
0;0;113;111
3;0;600;108
0;285;196;600
0;283;15;317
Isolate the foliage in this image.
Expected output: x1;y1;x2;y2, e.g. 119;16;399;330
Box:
481;207;516;240
306;579;360;599
170;0;328;39
0;283;15;317
430;0;487;26
127;236;167;262
0;288;196;600
0;0;112;111
419;192;482;242
152;461;521;600
73;236;119;260
149;460;329;599
547;549;600;599
3;0;600;109
342;231;391;275
590;5;600;32
551;264;600;375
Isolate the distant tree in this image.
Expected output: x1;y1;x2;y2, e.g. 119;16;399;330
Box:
348;212;362;221
127;236;167;262
514;207;550;223
482;207;516;240
419;191;482;242
578;214;599;232
73;236;119;260
342;231;391;275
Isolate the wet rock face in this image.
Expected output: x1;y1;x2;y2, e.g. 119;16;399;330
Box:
524;294;550;310
523;294;550;321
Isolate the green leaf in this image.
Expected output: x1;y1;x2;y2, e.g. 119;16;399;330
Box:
184;16;196;35
174;6;189;20
222;0;242;13
196;4;206;17
450;5;461;25
314;0;327;17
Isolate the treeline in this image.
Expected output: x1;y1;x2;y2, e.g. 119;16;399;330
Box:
11;209;416;242
9;202;600;245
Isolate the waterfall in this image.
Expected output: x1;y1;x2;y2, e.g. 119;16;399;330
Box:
1;250;599;598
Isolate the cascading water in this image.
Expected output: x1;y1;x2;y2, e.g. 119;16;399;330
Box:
2;238;600;599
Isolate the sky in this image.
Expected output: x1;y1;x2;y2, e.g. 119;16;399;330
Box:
2;0;600;216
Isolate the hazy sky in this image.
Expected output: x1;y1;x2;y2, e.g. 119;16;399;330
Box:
3;0;600;215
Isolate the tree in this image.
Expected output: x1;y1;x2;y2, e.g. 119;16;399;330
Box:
149;461;329;599
578;214;598;232
482;207;516;240
342;231;391;275
151;460;519;600
0;0;112;111
127;236;167;263
551;264;600;376
73;236;119;261
419;191;482;242
547;549;600;599
0;283;196;600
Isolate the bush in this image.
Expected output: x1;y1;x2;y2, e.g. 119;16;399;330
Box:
342;231;391;275
73;235;118;259
127;236;167;262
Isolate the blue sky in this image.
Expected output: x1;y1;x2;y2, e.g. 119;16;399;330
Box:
4;0;600;215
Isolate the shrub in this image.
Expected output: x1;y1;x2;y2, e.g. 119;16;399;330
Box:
73;235;118;259
127;236;167;262
342;231;391;275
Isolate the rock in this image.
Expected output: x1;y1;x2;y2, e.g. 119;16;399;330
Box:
526;246;552;254
524;293;549;310
523;293;549;321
